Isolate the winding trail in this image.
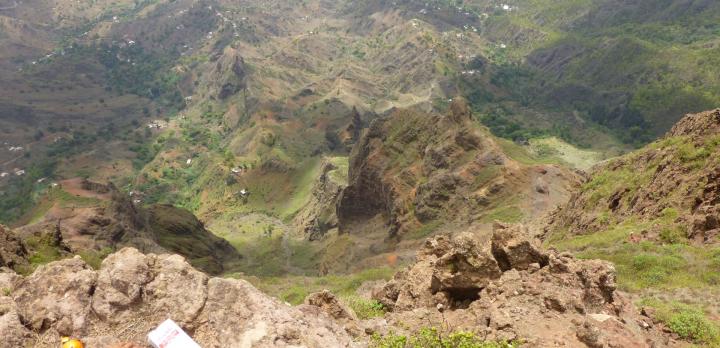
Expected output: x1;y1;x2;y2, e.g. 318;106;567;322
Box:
0;0;18;10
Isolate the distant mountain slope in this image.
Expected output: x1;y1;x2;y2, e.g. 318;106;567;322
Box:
466;0;720;143
15;179;241;274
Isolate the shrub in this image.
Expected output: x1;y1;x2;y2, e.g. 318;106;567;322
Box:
659;226;686;244
641;299;720;345
343;296;385;319
668;308;720;343
371;328;520;348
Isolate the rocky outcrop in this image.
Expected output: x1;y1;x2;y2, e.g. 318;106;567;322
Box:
303;290;363;336
17;181;241;275
1;248;356;347
337;98;579;237
0;225;28;271
372;223;671;346
546;109;720;244
667;108;720;137
337;98;507;235
293;160;346;241
210;47;247;100
338;107;364;152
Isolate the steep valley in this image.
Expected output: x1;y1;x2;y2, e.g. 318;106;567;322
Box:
1;0;719;347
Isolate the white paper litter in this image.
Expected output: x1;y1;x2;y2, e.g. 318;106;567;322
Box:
148;319;201;348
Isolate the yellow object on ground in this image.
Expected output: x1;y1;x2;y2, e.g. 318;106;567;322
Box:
61;337;84;348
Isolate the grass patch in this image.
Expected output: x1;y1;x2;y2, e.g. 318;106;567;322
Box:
549;219;720;292
278;157;322;220
406;220;444;240
496;138;559;165
23;235;64;272
479;205;524;224
529;137;603;170
247;267;395;305
343;295;386;319
327;156;349;185
639;299;720;345
371;328;521;348
78;247;114;270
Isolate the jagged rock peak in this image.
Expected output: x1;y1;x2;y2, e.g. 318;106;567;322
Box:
448;96;472;123
667;108;720;138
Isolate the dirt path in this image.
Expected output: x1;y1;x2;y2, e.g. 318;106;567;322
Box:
0;153;24;168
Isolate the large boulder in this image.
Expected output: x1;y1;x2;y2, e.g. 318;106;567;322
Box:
0;296;32;346
374;223;672;347
491;222;548;271
12;256;96;335
3;248;357;348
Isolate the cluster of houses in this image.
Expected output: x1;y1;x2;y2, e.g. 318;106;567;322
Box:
147;120;168;129
0;168;26;178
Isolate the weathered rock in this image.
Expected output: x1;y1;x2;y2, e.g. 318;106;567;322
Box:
12;256;96;335
304;290;357;321
337;98;580;244
374;224;671;347
0;225;28;271
303;290;364;337
294;160;346;241
491;222;548;271
3;248;357;348
15;181;242;275
211;47;247;100
0;295;33;346
91;248;154;322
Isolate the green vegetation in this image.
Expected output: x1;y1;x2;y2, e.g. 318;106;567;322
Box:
549;216;720;292
78;247;114;270
479;205;524;224
371;328;520;348
23;235;64;273
640;299;720;346
455;0;720;147
327;156;349;185
247;267;395;305
97;44;185;111
406;220;444;240
0;161;56;224
495;138;563;166
343;296;386;320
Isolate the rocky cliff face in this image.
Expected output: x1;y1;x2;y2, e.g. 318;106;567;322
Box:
337;98;580;238
17;180;241;274
1;248;356;347
206;47;248;100
293;160;346;241
546;109;720;244
371;223;676;347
